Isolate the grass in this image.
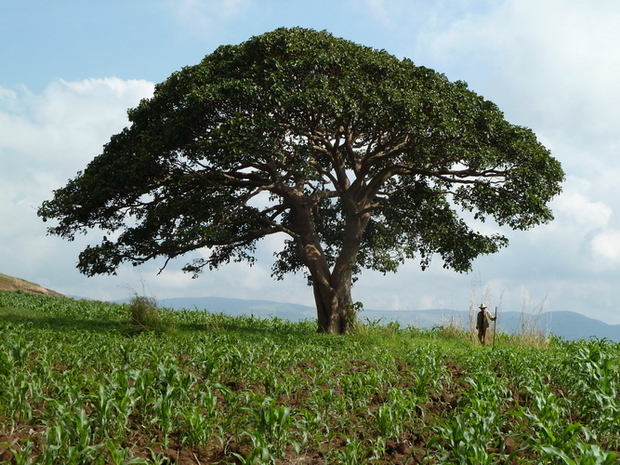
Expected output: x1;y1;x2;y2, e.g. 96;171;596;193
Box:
127;293;176;335
0;291;619;464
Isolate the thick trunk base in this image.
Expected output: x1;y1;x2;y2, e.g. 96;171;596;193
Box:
314;284;357;334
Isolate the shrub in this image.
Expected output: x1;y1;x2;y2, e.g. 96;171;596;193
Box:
127;294;174;334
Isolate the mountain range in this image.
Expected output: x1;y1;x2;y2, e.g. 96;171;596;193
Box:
2;271;616;342
153;296;620;342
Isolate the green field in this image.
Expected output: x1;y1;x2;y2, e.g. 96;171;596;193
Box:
0;291;619;464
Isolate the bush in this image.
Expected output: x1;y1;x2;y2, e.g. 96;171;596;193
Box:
127;294;174;334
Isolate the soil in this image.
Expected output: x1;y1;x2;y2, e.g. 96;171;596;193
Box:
0;361;469;465
0;273;64;298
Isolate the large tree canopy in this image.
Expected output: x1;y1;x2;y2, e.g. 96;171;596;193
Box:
39;27;564;333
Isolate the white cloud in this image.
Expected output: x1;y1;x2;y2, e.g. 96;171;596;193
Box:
170;0;256;38
591;230;620;265
0;78;155;295
421;1;620;142
360;0;392;27
553;177;612;230
0;78;154;170
0;78;154;215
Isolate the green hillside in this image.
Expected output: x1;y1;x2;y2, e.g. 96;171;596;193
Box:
0;291;618;463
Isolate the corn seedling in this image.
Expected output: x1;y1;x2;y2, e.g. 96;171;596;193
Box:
2;291;620;464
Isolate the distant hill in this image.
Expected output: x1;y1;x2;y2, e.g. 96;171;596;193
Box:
152;296;317;322
151;296;620;342
0;273;65;298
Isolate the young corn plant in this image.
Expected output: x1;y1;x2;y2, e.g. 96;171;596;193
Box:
569;342;620;442
233;432;275;465
179;405;216;449
91;383;116;439
329;437;368;465
5;440;34;465
255;398;293;453
2;373;33;424
179;387;219;449
110;371;138;434
410;351;446;397
519;377;584;459
428;369;509;463
539;442;619;465
105;439;150;465
373;402;406;440
3;291;620;464
40;407;99;464
296;407;329;449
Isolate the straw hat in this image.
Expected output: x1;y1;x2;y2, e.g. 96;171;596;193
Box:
479;303;487;309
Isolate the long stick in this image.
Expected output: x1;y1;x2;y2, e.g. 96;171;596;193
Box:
493;306;498;347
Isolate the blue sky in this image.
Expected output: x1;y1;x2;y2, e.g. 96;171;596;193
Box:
2;0;620;325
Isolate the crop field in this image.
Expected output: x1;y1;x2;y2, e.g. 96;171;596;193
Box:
0;291;619;464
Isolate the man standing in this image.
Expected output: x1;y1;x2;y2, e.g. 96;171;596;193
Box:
476;303;496;345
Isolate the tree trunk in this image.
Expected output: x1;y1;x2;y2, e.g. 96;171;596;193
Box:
310;214;369;334
313;276;356;334
292;192;369;334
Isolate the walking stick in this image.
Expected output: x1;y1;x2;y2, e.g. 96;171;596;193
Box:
493;306;498;347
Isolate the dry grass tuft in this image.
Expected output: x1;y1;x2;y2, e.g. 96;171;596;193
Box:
127;293;175;334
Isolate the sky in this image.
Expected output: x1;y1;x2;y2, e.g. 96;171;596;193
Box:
2;0;620;325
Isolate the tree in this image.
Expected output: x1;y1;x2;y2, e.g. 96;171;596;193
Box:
38;27;564;334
